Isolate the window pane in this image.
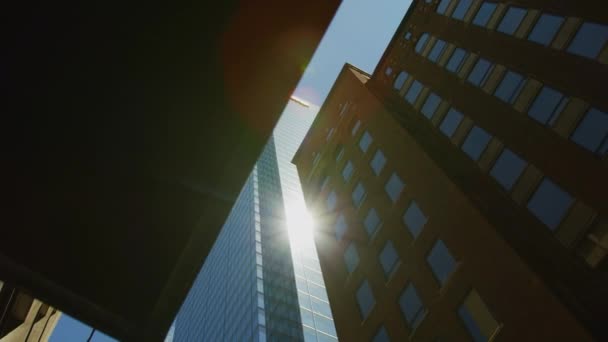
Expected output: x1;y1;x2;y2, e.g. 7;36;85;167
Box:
379;241;399;277
451;0;473;20
458;290;499;342
405;80;424;104
427;240;457;285
436;0;451;15
527;86;566;125
428;40;447;62
373;327;390;342
335;214;347;241
344;243;359;273
326;191;337;211
472;2;497;27
356;281;375;319
570;107;608;155
403;201;428;238
405;31;412;40
342;161;354;182
528;14;565;46
336;146;345;162
493;70;525;104
415;33;430;54
497;7;527;35
385;173;405;203
527;178;574;230
352;182;366;207
567;22;608;59
490;148;527;191
314;314;336;337
446;48;467;73
440;108;464;137
385;66;393;76
359;131;373;152
371;149;387;176
461;126;492;161
421;93;442;119
394;71;409;90
399;284;426;328
364;208;381;237
352;120;362;136
467;58;493;87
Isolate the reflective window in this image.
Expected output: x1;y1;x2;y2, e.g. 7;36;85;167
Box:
359;131;373;152
570;107;608;156
320;176;330;191
403;201;428;239
364;208;381;237
472;2;497;27
451;0;473;20
342;160;354;182
405;80;424;104
439;108;464;137
394;71;409;90
458;290;500;342
336;146;345;162
385;173;405;203
467;58;493;87
528;14;565;46
415;33;430;54
567;22;608;59
421;92;442;119
372;326;390;342
428;39;447;62
379;241;400;277
335;214;347;241
356;280;375;320
315;314;337;337
371;149;387;176
427;240;457;285
490;148;527;191
436;0;451;15
399;284;426;328
344;243;359;273
497;7;527;35
405;31;413;40
527;86;567;125
494;70;525;104
326;191;337;211
527;178;574;230
352;182;366;208
385;66;393;76
446;48;467;73
461;126;492;161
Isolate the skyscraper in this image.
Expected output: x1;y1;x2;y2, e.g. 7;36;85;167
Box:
174;98;338;342
293;0;607;340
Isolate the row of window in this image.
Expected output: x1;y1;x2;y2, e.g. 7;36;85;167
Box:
433;0;608;61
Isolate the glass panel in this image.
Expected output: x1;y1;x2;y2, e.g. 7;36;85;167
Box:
394;71;409;90
373;327;390;342
342;161;354;182
364;208;381;237
405;80;424;104
497;7;527;35
528;14;565;46
371;149;387;176
356;280;375;319
403;201;428;239
458;290;499;342
427;240;457;285
527;178;574;230
527;86;566;125
439;108;464;137
385;66;393;76
436;0;452;15
379;241;399;276
326;191;337;211
493;70;525;104
352;120;362;136
567;22;608;59
415;33;430;54
385;173;405;203
314;314;337;337
472;2;497;27
399;284;426;328
359;131;373;152
570;107;608;155
428;39;447;62
405;32;413;40
344;243;359;273
490;148;527;190
467;58;493;87
421;92;442;119
352;182;366;207
451;0;473;20
446;48;467;73
461;126;492;161
335;214;347;241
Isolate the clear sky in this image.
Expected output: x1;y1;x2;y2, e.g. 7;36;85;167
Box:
49;1;411;340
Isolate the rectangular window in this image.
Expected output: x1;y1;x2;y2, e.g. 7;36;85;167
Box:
356;280;375;320
415;33;430;54
428;39;447;62
527;86;567;126
446;48;467;73
371;149;387;176
467;58;493;87
490;148;527;191
344;243;359;273
527;14;565;46
314;314;337;337
439;108;464;137
427;240;457;286
352;182;366;208
493;70;525;104
527;178;574;231
379;241;399;277
385;172;405;203
458;290;500;342
342;160;354;182
451;0;473;20
403;200;428;239
399;283;426;328
436;0;451;15
497;7;527;35
570;107;608;156
461;126;492;161
364;208;381;237
567;22;608;59
336;146;345;162
352;120;362;136
372;327;390;342
405;80;424;104
421;92;442;119
335;214;347;241
326;191;337;211
326;127;335;141
394;71;409;90
359;131;373;152
472;2;497;27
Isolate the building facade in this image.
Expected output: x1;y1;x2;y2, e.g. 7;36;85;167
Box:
293;1;607;339
174;99;337;342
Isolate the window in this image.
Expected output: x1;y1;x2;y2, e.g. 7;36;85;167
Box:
403;201;427;239
352;182;366;208
527;178;574;231
327;191;337;211
436;0;451;15
458;290;500;342
336;146;345;162
427;240;457;285
428;39;447;62
335;214;347;241
394;71;409;90
399;284;426;328
405;80;424;104
421;92;442;119
415;33;430;54
372;327;390;342
344;243;359;273
493;70;525;104
385;173;405;203
467;58;493;87
570;107;608;156
439;108;464;137
461;126;492;161
567;22;608;59
527;86;567;125
352;120;362;136
497;7;527;35
356;280;375;320
359;131;373;153
472;2;497;27
319;176;330;191
364;208;381;237
451;0;473;20
370;149;387;176
527;14;565;46
342;161;354;182
379;241;399;277
405;31;413;40
446;48;467;73
490;148;527;191
385;66;393;76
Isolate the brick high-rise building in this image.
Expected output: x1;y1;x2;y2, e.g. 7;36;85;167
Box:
293;1;607;340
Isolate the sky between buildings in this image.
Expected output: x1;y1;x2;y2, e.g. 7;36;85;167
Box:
49;0;411;340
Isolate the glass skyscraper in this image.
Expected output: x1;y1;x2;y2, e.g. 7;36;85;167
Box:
174;98;337;342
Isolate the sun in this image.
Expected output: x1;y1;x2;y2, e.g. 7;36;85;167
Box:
284;200;316;249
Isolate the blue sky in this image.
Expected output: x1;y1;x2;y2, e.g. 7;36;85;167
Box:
49;1;411;340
